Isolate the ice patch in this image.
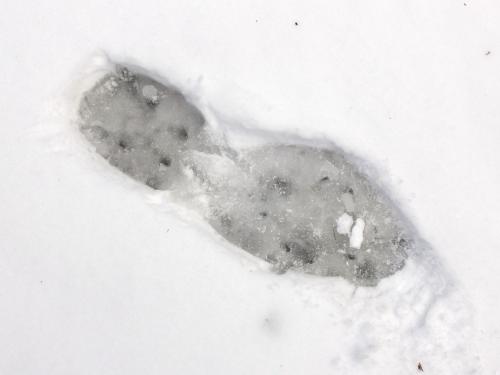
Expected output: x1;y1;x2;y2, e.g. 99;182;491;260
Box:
77;63;410;286
341;192;355;212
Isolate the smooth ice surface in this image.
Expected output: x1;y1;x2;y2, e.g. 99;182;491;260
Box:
79;65;410;286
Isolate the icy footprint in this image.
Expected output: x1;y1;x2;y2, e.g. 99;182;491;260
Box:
79;64;410;286
68;60;479;373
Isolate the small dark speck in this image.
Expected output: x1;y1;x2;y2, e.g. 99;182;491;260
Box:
485;51;491;56
177;128;189;140
463;2;467;5
118;139;129;150
417;362;424;372
160;156;172;167
294;21;299;26
166;228;170;233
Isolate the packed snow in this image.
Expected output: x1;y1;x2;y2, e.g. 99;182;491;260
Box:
1;0;500;374
336;213;353;235
350;218;365;249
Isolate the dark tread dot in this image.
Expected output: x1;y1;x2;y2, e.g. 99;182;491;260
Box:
159;156;172;167
118;139;130;150
146;98;159;107
177;127;189;140
281;241;317;264
355;261;377;280
119;67;135;82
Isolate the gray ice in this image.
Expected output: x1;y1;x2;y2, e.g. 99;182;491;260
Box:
78;64;410;286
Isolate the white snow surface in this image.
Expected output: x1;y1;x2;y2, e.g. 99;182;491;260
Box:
1;1;500;374
336;213;354;235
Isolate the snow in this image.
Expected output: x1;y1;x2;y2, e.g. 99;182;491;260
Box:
336;213;353;235
336;215;365;249
1;0;500;374
349;218;365;249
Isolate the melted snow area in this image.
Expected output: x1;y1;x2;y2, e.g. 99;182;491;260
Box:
78;65;409;286
2;1;500;374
